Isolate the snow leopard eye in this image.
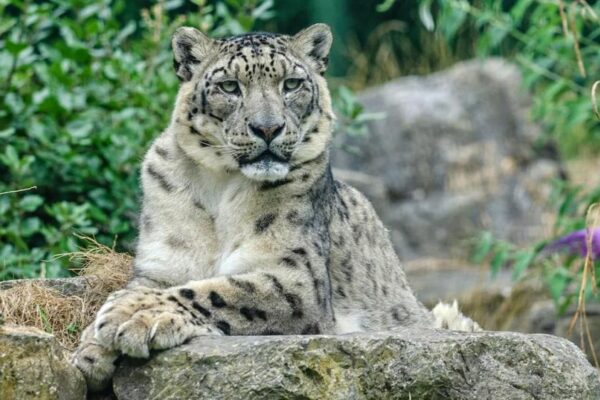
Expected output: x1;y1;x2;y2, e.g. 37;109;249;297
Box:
219;80;240;94
283;78;303;92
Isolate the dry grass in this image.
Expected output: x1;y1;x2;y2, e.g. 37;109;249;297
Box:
0;283;87;349
70;237;134;298
567;203;600;368
458;282;547;332
0;238;132;350
342;20;462;91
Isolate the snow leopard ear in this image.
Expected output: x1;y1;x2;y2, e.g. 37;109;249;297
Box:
172;27;214;82
291;24;333;75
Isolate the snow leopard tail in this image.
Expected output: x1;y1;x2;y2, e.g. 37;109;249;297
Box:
432;300;482;332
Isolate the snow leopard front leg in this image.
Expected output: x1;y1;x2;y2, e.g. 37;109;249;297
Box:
93;254;331;359
74;255;330;389
94;272;328;358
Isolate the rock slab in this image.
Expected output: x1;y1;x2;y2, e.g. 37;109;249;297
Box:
0;326;86;400
332;59;562;260
113;328;600;400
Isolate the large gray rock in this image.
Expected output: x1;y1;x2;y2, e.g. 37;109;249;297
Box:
508;299;600;364
0;326;86;399
332;59;561;260
113;329;600;400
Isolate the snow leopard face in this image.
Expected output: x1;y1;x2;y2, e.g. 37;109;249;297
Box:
171;24;334;182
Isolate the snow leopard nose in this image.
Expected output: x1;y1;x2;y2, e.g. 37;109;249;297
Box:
248;122;285;144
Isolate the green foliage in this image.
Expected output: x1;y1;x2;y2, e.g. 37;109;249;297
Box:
376;0;397;14
0;0;374;281
333;85;385;138
418;0;600;314
424;0;600;157
473;180;600;313
0;0;274;280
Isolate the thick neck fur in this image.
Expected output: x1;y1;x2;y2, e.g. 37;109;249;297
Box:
163;124;332;227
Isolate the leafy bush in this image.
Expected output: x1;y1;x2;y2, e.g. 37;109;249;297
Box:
413;0;600;315
422;0;600;157
0;0;276;279
376;0;600;341
0;0;373;280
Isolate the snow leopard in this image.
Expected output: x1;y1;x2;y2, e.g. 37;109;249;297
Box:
72;23;479;391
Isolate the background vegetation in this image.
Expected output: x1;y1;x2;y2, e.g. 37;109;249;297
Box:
435;0;600;324
1;0;599;321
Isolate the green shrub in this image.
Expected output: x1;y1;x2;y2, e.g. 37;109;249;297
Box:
0;0;373;280
423;0;600;157
416;0;600;314
0;0;275;279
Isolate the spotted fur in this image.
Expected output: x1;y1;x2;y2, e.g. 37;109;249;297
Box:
72;24;479;392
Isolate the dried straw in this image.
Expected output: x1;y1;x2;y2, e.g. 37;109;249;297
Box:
567;203;600;368
0;238;132;350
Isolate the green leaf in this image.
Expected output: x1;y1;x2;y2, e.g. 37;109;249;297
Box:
547;267;570;303
472;231;494;263
21;217;41;237
0;127;15;139
164;0;184;10
19;195;44;212
490;245;509;278
510;0;534;24
438;5;467;40
557;292;577;315
3;145;20;170
487;25;509;48
79;4;103;19
66;323;79;335
376;0;396;13
5;93;25;114
58;25;79;47
36;305;52;333
32;87;50;104
5;40;28;56
418;0;435;31
511;250;536;280
114;21;136;45
0;18;17;37
66;119;94;139
356;112;386;123
252;0;274;19
0;198;10;216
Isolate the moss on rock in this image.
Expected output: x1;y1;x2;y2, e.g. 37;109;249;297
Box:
113;329;600;400
0;326;86;400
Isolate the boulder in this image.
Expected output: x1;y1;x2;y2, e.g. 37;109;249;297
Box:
509;299;600;364
113;329;600;400
416;268;600;365
332;58;562;260
0;326;86;400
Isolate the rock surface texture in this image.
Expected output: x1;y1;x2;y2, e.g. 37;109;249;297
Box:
332;58;562;260
0;326;86;400
113;328;600;400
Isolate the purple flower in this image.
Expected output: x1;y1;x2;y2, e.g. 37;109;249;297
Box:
546;228;600;260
